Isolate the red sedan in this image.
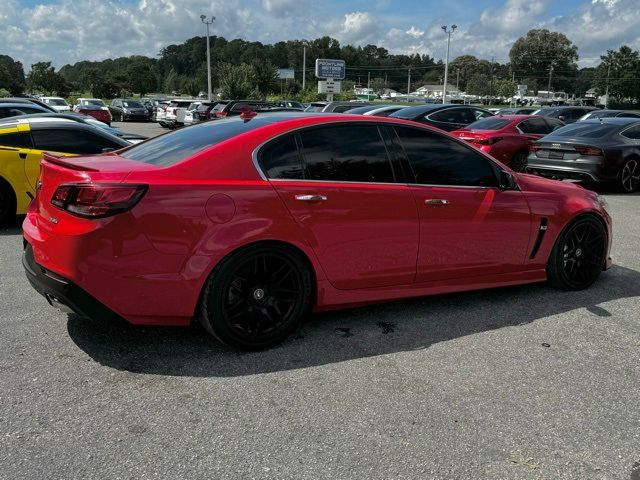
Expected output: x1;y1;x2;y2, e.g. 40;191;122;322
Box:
23;113;612;350
73;98;112;126
451;115;564;171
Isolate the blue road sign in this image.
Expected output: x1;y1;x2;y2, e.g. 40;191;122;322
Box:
315;59;346;80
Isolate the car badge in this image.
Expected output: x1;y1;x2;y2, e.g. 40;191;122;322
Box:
36;180;43;191
552;143;561;148
49;217;59;224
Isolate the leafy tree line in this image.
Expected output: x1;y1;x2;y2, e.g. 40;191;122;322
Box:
1;29;639;101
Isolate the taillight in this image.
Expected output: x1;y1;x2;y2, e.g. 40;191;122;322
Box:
474;136;502;145
51;184;147;218
574;145;604;156
216;111;228;118
529;144;541;153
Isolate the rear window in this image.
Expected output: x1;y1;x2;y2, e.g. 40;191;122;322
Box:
170;101;192;107
466;117;511;130
119;118;260;166
123;101;144;108
547;123;619;138
82;99;104;106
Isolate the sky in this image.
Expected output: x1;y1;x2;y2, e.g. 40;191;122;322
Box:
2;0;640;70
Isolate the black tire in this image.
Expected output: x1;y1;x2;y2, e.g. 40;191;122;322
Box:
0;179;17;226
199;244;313;350
618;158;640;193
546;215;607;291
511;151;528;172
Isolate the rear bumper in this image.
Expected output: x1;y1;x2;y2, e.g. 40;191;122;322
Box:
526;155;613;182
22;242;119;321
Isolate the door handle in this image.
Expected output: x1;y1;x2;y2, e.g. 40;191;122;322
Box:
425;199;450;206
19;153;27;159
295;194;327;202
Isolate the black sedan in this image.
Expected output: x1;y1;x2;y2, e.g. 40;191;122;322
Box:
527;118;640;192
389;104;494;131
108;99;151;122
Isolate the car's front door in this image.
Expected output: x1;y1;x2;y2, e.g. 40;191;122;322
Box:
392;126;533;283
260;124;420;290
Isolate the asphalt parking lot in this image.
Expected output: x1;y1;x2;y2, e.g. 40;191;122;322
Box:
1;121;639;479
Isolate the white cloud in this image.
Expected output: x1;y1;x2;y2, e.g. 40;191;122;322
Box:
338;12;379;44
479;0;550;33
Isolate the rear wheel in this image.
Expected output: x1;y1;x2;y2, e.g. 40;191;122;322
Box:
511;151;528;172
0;180;17;226
199;244;312;350
619;158;640;192
546;215;606;290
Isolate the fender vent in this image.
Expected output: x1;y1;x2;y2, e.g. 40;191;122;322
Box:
529;218;548;259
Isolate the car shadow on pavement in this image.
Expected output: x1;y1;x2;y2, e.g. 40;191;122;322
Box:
67;264;640;378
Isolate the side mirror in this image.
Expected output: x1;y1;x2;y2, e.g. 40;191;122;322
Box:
498;170;518;191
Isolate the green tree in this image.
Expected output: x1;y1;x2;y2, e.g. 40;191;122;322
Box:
496;79;517;98
127;58;156;96
510;29;578;93
449;55;483;91
217;63;256;98
0;55;25;94
370;77;386;94
251;59;277;97
27;62;63;94
163;68;179;94
594;46;640;102
181;77;201;97
466;74;491;96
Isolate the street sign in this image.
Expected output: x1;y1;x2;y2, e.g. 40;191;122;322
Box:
315;59;346;80
517;84;528;96
318;80;342;94
276;69;295;80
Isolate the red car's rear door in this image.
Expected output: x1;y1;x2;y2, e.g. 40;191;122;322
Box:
392;125;532;283
259;123;419;290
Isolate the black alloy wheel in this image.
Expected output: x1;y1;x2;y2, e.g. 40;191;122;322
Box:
0;180;17;226
200;244;312;350
620;159;640;193
547;215;607;290
511;151;528;172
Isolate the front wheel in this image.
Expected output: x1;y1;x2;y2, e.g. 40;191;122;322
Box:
619;158;640;192
546;215;607;290
199;244;312;350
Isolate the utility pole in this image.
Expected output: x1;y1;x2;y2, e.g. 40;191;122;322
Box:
367;71;371;93
302;44;307;90
407;68;411;101
547;64;554;93
456;69;459;92
441;24;457;104
604;62;611;108
384;73;387;89
200;15;215;101
490;56;494;103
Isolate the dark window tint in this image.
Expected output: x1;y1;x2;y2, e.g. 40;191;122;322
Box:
559;109;586;120
618;112;640;118
299;125;395;183
428;108;470;124
589;110;617;119
0;106;44;118
544;118;565;131
471;108;493;120
32;128;123;154
0;131;33;148
395;126;497;187
620;125;640;139
548;123;618;139
518;117;551;134
121;118;269;166
259;135;303;179
467;117;511;130
332;104;362;113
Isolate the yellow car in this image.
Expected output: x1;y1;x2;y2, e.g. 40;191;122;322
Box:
0;117;129;224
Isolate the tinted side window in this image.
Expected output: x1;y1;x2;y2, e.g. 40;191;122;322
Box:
395;126;497;187
518;118;551;134
33;129;122;154
299;125;395;183
471;108;493;120
619;112;640;118
0;106;43;118
0;132;33;148
544;118;565;131
429;108;468;124
621;125;640;140
259;135;304;179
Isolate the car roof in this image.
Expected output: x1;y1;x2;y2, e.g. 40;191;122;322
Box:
391;103;485;118
0;102;49;109
579;117;640;125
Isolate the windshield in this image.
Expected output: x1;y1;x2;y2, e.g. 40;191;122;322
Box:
48;99;68;106
586;111;617;119
465;117;511;130
123;101;144;108
82;99;105;106
546;123;619;138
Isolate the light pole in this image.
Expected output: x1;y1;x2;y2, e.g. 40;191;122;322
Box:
302;43;307;90
441;24;457;104
200;15;215;101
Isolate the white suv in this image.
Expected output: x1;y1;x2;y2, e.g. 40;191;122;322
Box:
159;99;196;128
39;96;71;112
